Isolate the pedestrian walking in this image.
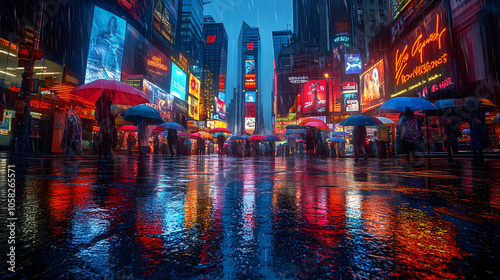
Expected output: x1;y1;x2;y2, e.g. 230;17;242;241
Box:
329;141;336;158
352;125;367;160
444;110;460;161
398;107;419;159
305;127;315;157
95;90;118;158
137;120;150;156
153;135;160;154
126;133;136;154
469;106;489;161
61;109;83;156
167;128;178;157
217;134;226;157
376;125;389;159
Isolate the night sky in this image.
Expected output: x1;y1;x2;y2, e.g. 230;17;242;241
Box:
204;0;293;133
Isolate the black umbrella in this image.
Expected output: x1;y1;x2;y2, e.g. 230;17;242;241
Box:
120;104;164;125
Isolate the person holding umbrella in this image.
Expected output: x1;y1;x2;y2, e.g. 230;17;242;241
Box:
167;128;178;157
126;132;136;154
137;120;150;156
217;134;226;157
398;107;419;159
352;126;367;160
95;90;118;158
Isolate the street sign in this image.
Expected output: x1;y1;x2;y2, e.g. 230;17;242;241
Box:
30;79;39;94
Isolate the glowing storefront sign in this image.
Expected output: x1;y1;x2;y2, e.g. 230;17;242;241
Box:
147;56;169;71
360;59;385;112
342;82;359;112
392;5;453;98
189;74;200;99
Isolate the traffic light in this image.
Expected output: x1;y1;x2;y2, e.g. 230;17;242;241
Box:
22;25;35;48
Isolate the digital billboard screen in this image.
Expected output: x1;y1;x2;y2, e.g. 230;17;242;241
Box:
245;103;256;118
189;74;200;99
85;6;126;84
170;63;187;100
245;91;256;103
300;79;327;115
117;0;151;29
360;59;385;112
143;79;172;121
342;81;359;112
219;74;226;91
245;117;255;133
245;59;256;89
218;92;226;102
188;95;199;121
153;0;178;44
216;98;226;119
345;54;362;74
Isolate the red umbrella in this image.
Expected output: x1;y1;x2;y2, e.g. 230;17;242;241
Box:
303;121;330;131
248;135;265;141
209;127;232;134
71;79;149;105
119;125;137;131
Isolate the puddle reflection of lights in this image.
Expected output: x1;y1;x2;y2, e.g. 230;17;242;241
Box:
345;190;362;220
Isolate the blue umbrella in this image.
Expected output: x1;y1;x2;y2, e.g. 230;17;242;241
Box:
230;136;245;141
120;104;164;125
241;135;250;140
284;129;306;136
434;99;457;110
286;124;305;129
379;97;437;112
157;121;186;131
264;135;281;141
339;114;383;126
213;132;227;137
461;128;470;134
328;137;347;143
332;131;350;136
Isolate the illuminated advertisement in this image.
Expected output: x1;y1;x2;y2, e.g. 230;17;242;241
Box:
342;82;359;112
345;54;362;74
245;60;255;74
173;97;188;115
218;92;226;103
275;113;297;134
143;79;172;120
360;59;385;112
216;98;226;119
245;91;256;103
391;0;413;20
170;63;187;100
245;59;256;89
245;117;255;132
153;0;178;44
300;79;327;115
189;74;200;99
392;3;453;99
245;103;256;118
117;0;151;28
219;74;226;91
188;95;199;121
85;6;126;84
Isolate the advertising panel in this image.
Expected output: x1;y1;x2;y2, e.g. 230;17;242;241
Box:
345;54;362;74
216;98;226;119
245;91;256;103
392;3;453;99
117;0;151;28
218;92;226;103
170;62;187;100
189;74;200;99
245;59;256;89
391;0;413;20
188;95;199;121
219;74;226;91
173;96;188;115
300;79;327;115
122;24;172;90
143;79;172;120
342;81;359;112
245;103;256;118
360;59;385;112
152;0;178;44
85;6;126;84
245;117;255;132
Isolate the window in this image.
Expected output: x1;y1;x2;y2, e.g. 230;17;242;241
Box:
379;10;385;22
370;9;375;17
378;0;384;5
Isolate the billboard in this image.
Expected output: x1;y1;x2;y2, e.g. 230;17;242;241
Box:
245;103;256;117
245;91;256;103
117;0;151;29
300;79;327;115
391;0;413;20
152;0;178;44
219;74;226;91
188;95;199;121
122;24;172;91
85;6;126;84
170;63;187;100
245;59;256;89
360;59;385;112
189;74;200;99
342;82;359;112
143;79;172;120
218;92;226;103
216;98;226;119
173;97;188;115
245;117;255;133
392;3;453;99
345;54;362;74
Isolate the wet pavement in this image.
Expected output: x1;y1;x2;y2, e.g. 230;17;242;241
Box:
1;153;499;279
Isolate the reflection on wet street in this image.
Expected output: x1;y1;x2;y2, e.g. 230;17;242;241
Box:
1;154;499;279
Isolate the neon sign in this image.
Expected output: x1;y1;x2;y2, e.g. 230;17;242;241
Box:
206;35;216;43
147;56;169;71
30;100;51;110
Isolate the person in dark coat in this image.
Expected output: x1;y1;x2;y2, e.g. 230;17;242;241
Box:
217;134;226;157
95;90;117;158
167;128;178;157
469;106;488;161
352;126;367;160
126;133;136;154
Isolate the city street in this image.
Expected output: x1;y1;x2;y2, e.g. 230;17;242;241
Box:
1;153;499;279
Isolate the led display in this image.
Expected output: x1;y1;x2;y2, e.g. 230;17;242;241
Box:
85;6;126;84
360;59;385;112
218;92;226;102
117;0;151;28
300;79;327;115
245;117;255;132
170;62;187;100
216;98;226;119
245;91;256;103
345;54;362;74
245;103;256;118
342;81;359;112
153;0;178;44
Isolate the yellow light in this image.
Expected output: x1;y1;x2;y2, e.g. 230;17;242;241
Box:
324;73;329;78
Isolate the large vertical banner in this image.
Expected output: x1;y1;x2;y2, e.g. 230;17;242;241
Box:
188;96;199;120
85;6;126;84
342;82;359;112
300;79;327;115
245;59;256;89
189;74;200;99
153;0;178;45
360;59;385;112
170;63;187;100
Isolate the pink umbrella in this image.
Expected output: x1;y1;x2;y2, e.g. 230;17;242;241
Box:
303;121;330;131
119;125;137;131
248;134;265;141
296;139;305;143
71;79;150;105
209;127;232;134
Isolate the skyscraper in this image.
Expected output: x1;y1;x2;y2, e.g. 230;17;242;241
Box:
202;16;228;122
237;22;261;135
178;0;204;78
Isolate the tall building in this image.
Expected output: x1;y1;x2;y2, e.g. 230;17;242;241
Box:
293;0;329;51
236;22;261;135
202;16;228;123
178;0;204;78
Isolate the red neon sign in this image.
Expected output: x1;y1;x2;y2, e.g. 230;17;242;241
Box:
147;56;168;71
206;35;216;43
247;42;253;51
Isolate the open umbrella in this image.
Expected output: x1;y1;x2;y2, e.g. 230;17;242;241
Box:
157;121;186;131
340;114;383;126
248;135;265;141
241;135;251;140
303;121;330;131
264;135;281;141
209;127;232;134
119;125;137;131
120;104;164;125
71;79;150;105
285;124;305;129
230;136;245;141
178;131;190;137
191;132;213;139
284;129;306;136
299;117;326;126
376;116;395;125
296;139;305;143
328;137;347;142
213;132;227;137
332;131;350;136
379;97;437;112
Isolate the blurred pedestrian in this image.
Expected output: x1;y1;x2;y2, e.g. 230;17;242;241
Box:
61;109;83;156
153;135;160;154
126;133;136;154
217;134;226;157
469;105;489;161
376;125;389;159
95;90;117;158
329;141;336;158
167;128;178;157
352;125;367;160
137;120;150;157
398;107;419;159
444;110;460;161
305;127;315;157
